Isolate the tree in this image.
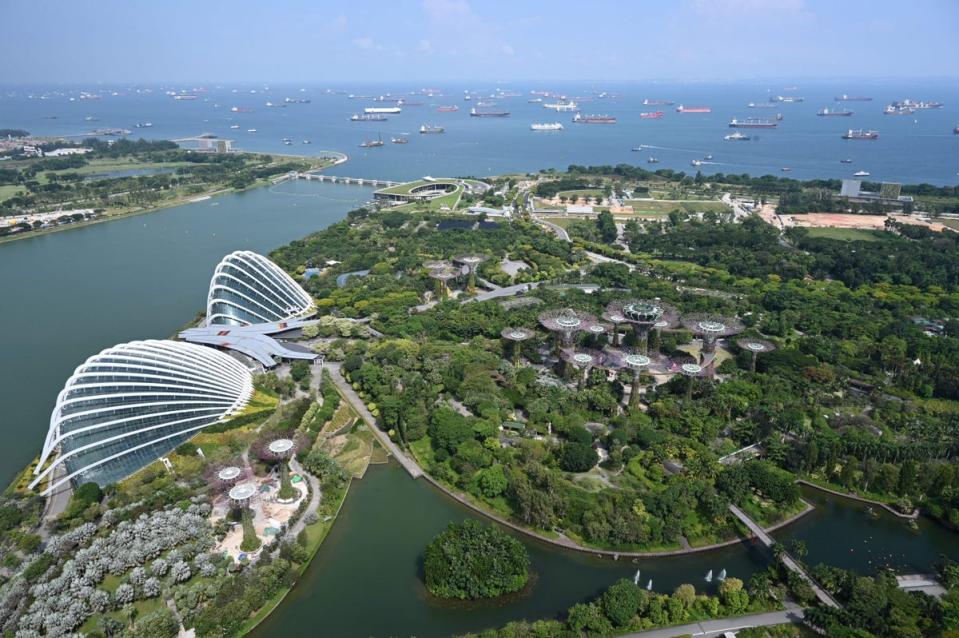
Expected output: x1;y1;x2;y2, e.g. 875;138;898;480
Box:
602;579;641;627
596;210;618;243
423;520;530;599
719;577;749;613
558;442;597;472
476;464;508;498
132;606;178;638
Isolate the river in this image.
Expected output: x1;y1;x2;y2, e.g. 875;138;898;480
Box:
1;181;956;638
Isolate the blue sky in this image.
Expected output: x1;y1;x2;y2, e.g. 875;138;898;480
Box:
2;0;957;83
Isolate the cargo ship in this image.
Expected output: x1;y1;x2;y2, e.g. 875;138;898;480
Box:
835;95;873;102
640;111;664;119
419;124;445;134
817;108;854;117
230;106;254;113
359;134;384;148
842;129;879;140
470;108;510;117
365;106;402;114
892;99;944;110
544;101;578;111
729;117;777;128
173;94;197;101
351;114;387;121
530;122;563;131
748;102;777;109
884;105;915;115
391;136;409;144
770;95;804;103
676;105;711;113
724;132;752;141
643;99;674;106
436;105;459;112
573;113;616;124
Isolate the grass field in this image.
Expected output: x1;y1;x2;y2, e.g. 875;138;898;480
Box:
556;188;604;200
0;184;24;201
802;227;882;241
625;199;730;214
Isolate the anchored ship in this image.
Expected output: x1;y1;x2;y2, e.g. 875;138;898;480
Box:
770;95;804;103
676;105;711;113
359;134;384;148
884;105;915;115
573;113;616;124
842;129;879;140
351;114;387;121
530;122;563;131
729;117;777;128
544;101;578;111
419;124;445;134
436;105;459;112
892;99;944;110
470;108;510;117
640;111;664;119
365;106;402;114
643;99;674;106
818;108;854;116
748;102;777;109
724;132;752;141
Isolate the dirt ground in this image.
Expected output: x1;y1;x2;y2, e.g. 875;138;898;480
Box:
776;212;950;232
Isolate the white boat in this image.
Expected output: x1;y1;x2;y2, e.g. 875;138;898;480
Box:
690;159;703;167
543;101;578;112
246;128;257;133
853;170;870;177
530;122;563;131
230;125;240;129
365;106;401;114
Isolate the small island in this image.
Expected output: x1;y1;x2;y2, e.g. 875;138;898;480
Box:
424;520;530;600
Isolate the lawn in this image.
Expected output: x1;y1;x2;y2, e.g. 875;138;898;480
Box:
0;184;24;202
934;217;959;231
802;227;882;241
625;199;730;214
556;188;604;200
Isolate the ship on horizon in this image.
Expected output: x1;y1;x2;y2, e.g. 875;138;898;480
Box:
676;105;711;113
724;132;752;141
770;95;804;103
470;108;510;117
351;114;388;121
729;117;777;128
419;124;445;134
640;111;664;119
365;106;402;114
544;101;578;111
818;108;854;117
643;99;674;106
436;105;459;112
842;129;879;140
573;113;616;124
531;122;563;131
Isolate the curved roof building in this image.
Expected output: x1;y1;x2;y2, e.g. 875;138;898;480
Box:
32;340;253;495
206;251;315;326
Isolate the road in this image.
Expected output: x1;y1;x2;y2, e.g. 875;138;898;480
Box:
534;217;571;242
621;605;804;638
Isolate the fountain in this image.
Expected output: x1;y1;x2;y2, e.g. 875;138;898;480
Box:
633;570;641;586
705;569;713;583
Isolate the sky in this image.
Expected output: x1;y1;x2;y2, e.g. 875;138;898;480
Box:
2;0;957;84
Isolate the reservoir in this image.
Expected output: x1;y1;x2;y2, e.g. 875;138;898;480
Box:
1;181;955;638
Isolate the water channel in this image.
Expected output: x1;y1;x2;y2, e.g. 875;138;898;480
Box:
1;180;955;638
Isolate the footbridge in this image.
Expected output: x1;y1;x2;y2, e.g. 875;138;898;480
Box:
728;504;840;609
292;171;399;187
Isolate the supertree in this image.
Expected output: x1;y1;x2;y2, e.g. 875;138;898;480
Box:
607;350;672;408
423;259;453;270
606;299;679;354
538;308;602;350
584;322;611;348
204;461;249;492
428;266;460;299
677;359;711;400
560;348;605;389
501;326;535;364
736;337;777;373
454;254;488;292
681;313;745;356
602;307;628;347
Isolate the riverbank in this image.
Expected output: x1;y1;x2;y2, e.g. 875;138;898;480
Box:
797;479;919;520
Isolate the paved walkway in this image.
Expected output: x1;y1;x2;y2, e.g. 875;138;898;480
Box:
465;282;540;303
325;363;422;478
286;455;321;540
621;605;804;638
728;504;839;608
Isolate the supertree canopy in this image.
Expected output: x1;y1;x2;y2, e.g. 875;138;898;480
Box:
606;350;668;407
538;308;601;346
428;265;460;297
454;254;488;292
681;313;745;354
560;348;605;388
735;337;777;372
606;299;678;353
676;358;711;399
501;326;535;364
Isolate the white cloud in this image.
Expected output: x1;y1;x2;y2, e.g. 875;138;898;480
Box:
416;39;434;54
501;44;514;56
421;0;473;22
329;14;348;32
352;36;377;50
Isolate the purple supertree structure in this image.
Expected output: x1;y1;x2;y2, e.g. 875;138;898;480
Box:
560;348;605;389
602;308;628;347
606;350;672;407
677;358;711;400
681;313;745;356
204;461;249;493
735;337;777;373
428;265;460;298
501;326;535;364
454;254;488;292
606;299;679;354
538;308;601;350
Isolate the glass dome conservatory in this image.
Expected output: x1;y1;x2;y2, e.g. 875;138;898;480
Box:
31;340;253;495
206;251;315;326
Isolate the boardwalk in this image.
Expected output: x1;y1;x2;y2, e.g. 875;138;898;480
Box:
728;504;839;608
622;605;804;638
325;363;422;478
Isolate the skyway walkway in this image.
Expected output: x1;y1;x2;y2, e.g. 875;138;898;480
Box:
728;504;839;608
